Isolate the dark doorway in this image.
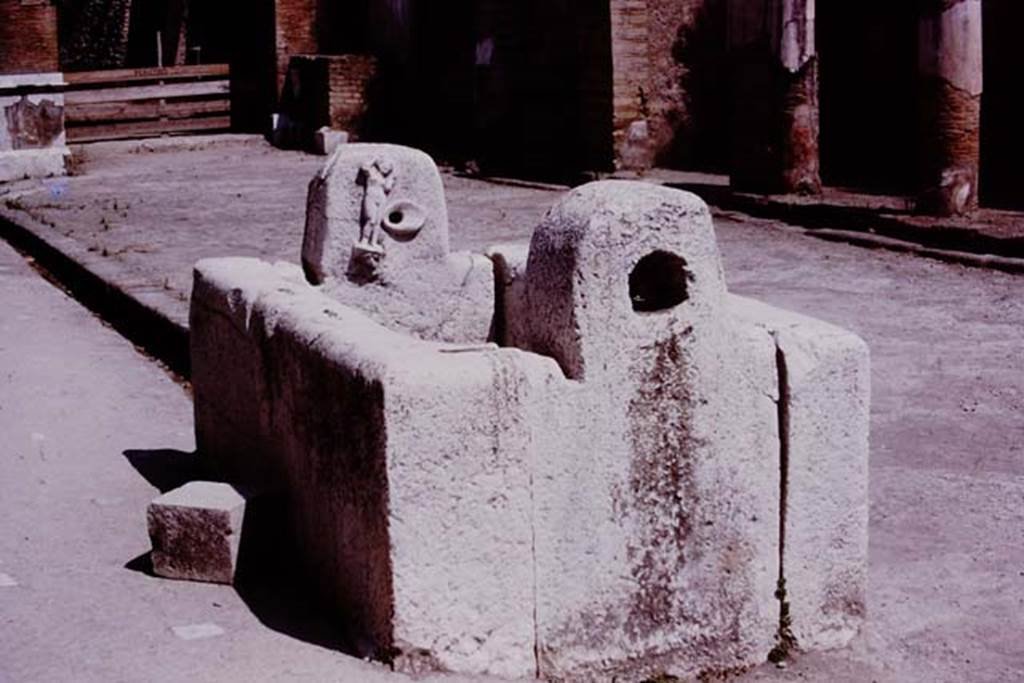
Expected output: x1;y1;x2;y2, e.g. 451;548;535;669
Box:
443;0;613;180
408;0;476;158
515;0;615;179
817;2;918;195
980;0;1024;209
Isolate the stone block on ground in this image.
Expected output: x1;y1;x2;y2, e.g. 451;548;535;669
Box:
147;481;249;584
313;126;348;156
514;181;779;679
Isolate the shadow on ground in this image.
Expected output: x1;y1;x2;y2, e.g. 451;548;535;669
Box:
123;449;364;658
232;495;359;656
124;448;203;492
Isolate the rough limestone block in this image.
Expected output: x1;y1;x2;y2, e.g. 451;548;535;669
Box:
313;126;348;156
190;256;553;678
513;181;779;680
484;242;529;346
731;296;870;651
319;250;495;343
383;344;560;677
302;143;450;283
147;481;248;584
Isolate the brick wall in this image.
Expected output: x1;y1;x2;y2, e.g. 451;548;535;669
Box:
281;54;378;144
327;55;378;135
275;0;318;93
610;0;650;143
609;0;728;169
0;0;59;75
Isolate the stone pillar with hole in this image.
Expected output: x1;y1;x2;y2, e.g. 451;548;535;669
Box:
916;0;983;216
0;0;68;183
727;0;821;195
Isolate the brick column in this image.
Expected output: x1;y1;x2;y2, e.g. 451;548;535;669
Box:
275;0;318;95
610;0;654;170
0;0;67;182
728;0;820;194
916;0;983;216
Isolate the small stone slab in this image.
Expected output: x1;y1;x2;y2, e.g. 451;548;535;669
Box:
172;622;226;640
147;481;248;584
314;126;349;156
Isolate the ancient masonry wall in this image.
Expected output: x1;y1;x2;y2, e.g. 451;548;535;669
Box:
327;55;377;135
275;0;318;94
610;0;651;165
0;0;68;182
0;0;59;74
610;0;716;168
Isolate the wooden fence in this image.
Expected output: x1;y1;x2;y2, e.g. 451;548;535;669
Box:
63;64;230;143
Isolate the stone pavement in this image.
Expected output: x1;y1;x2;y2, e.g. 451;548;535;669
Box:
1;136;1023;681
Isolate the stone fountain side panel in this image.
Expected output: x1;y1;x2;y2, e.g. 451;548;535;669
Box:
191;258;281;489
730;295;870;651
517;182;781;680
383;347;563;678
191;256;543;677
192;257;396;651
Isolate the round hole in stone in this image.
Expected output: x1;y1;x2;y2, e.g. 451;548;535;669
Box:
629;251;690;312
388;210;404;225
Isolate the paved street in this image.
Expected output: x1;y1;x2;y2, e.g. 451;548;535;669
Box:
1;137;1022;682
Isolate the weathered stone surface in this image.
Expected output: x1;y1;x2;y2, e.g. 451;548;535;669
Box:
512;182;778;679
147;481;248;584
301;143;493;343
0;5;69;185
484;242;530;347
191;256;550;677
731;295;870;651
302;143;450;283
191;165;870;679
918;0;983;97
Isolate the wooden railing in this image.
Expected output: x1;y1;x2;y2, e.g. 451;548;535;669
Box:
64;64;230;143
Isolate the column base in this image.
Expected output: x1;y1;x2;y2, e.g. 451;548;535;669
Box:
1;72;69;183
0;147;68;183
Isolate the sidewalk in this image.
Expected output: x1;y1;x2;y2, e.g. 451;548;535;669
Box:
0;135;558;372
2;135;1023;681
630;168;1024;272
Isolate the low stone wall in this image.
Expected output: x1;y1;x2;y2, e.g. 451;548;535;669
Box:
0;0;59;75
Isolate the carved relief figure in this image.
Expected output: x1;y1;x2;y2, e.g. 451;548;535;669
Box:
358;159;396;250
